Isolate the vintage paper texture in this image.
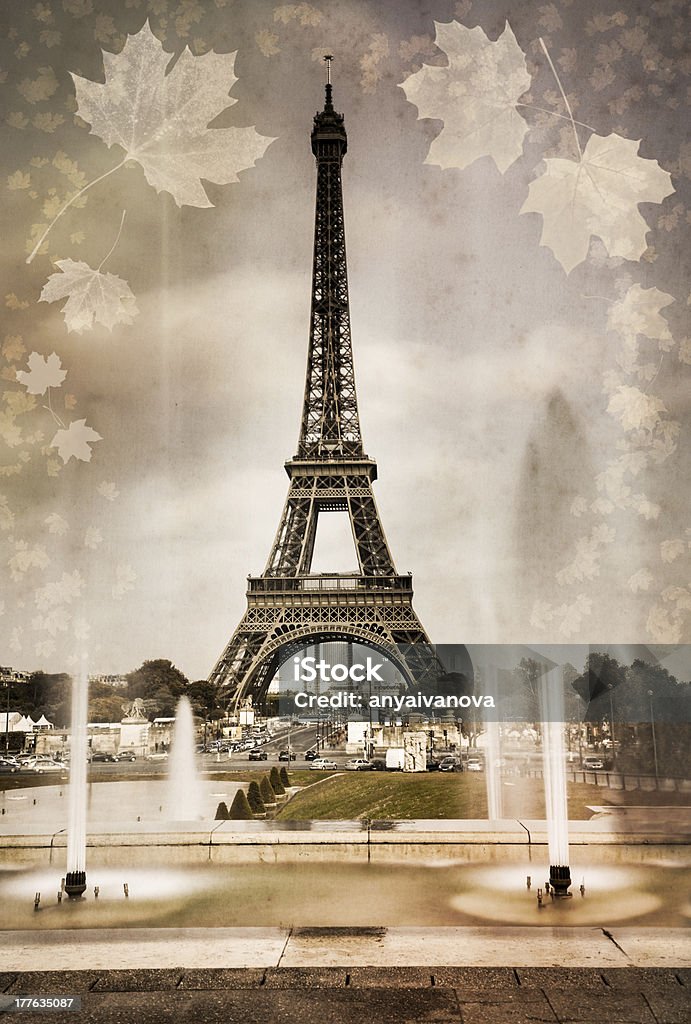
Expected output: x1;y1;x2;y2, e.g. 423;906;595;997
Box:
1;0;689;680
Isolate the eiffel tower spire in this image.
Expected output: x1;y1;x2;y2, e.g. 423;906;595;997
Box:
208;64;440;707
298;57;362;458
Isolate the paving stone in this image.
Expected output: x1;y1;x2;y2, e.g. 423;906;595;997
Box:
0;989;463;1024
91;969;184;991
430;967;518;992
262;967;348;988
178;968;266;989
517;968;608;991
0;974;17;993
642;990;691;1024
675;968;691;986
346;966;434;987
545;991;658;1023
457;1000;558;1024
602;968;685;991
6;971;103;994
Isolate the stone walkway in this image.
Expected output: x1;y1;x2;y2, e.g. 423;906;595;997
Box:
1;928;690;1022
0;965;689;1023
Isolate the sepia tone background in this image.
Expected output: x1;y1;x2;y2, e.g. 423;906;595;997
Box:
0;0;689;680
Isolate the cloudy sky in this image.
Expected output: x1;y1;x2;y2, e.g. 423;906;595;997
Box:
1;0;689;680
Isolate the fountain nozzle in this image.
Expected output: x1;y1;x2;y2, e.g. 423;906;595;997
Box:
64;870;87;899
549;864;572;899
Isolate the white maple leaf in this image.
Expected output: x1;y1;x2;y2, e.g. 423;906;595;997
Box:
72;21;274;208
520;133;674;273
97;480;119;501
646;604;682;644
400;20;531;173
35;570;85;610
607;284;674;350
9;540;50;580
16;352;67;395
660;538;685;563
607;385;667;432
44;512;69;535
40;259;138;333
628;569;653;592
51;419;102;463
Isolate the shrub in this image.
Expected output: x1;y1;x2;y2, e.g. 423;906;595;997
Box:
247;780;265;814
259;774;276;804
214;801;229;820
279;766;290;787
228;789;253;820
270;766;285;795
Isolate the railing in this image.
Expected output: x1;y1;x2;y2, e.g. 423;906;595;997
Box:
524;768;691;792
247;574;413;594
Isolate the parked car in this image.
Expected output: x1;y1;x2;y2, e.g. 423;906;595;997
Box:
582;756;605;770
304;749;319;761
22;758;64;773
344;758;372;771
278;749;296;761
0;759;19;773
91;752;119;763
465;758;483;772
248;748;268;761
309;758;339;770
118;750;137;762
145;752;168;761
426;758;440;771
438;757;461;772
369;759;386;771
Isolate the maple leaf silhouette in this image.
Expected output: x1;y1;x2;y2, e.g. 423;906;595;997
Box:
16;352;67;395
72;21;274;208
51;419;102;464
607;284;674;351
40;259;138;333
520;133;674;273
400;21;531;173
607;385;668;432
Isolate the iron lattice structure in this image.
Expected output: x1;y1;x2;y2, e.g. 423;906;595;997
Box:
209;77;440;706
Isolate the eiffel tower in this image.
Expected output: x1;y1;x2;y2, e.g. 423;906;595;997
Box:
209;60;441;707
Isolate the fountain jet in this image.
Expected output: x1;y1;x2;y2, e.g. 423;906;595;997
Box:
539;666;572;898
65;661;88;898
166;696;203;821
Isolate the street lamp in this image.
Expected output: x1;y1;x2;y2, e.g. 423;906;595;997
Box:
3;678;10;754
647;690;659;782
607;684;616;768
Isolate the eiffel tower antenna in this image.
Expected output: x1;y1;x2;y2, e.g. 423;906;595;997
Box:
208;68;444;708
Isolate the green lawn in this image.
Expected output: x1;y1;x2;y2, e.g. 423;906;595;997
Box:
274;771;691;821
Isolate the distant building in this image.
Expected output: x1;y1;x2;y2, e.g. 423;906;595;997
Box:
88;674;128;689
0;666;31;685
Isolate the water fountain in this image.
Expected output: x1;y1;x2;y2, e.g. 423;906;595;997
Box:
65;661;88;898
539;665;571;898
483;668;503;819
166;696;203;820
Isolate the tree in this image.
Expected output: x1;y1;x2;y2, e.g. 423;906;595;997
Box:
247;781;265;814
125;660;189;717
88;695;127;723
188;679;225;720
279;766;290;787
259;775;276;805
270;766;285;795
215;801;229;820
228;790;253;820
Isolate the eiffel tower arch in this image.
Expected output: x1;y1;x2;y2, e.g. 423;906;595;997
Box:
209;62;458;708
